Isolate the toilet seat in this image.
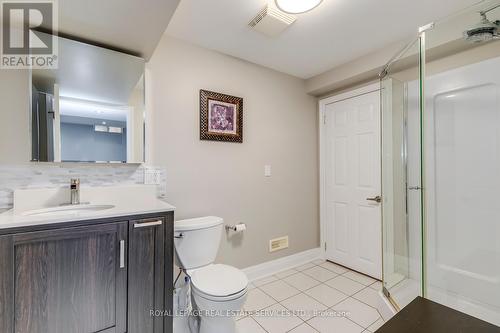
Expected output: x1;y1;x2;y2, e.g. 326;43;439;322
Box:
189;264;248;301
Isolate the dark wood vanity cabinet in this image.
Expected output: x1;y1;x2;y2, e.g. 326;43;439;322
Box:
0;223;129;333
0;212;174;333
128;216;174;333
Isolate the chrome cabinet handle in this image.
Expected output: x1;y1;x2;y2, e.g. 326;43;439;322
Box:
120;240;125;268
133;220;163;228
366;195;382;203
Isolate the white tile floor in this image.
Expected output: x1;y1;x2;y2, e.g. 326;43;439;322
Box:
237;260;384;333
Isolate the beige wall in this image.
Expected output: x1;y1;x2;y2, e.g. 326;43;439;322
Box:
0;70;30;164
148;36;319;268
306;40;408;96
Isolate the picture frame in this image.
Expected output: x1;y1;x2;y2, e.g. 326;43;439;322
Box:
200;89;243;143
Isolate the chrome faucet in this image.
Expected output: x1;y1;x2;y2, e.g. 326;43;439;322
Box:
70;178;80;205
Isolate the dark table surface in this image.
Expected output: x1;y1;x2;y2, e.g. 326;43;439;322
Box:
376;297;500;333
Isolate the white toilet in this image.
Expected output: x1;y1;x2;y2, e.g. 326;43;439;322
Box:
174;216;248;333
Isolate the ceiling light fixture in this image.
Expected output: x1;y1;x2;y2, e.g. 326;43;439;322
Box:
275;0;323;14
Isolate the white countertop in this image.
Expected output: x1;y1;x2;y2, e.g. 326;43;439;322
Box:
0;185;175;230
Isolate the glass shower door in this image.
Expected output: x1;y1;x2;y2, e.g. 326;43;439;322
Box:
382;2;500;326
381;37;424;308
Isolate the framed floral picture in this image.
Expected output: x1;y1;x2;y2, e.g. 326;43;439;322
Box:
200;89;243;143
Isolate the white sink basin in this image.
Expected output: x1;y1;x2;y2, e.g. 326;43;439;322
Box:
21;204;115;217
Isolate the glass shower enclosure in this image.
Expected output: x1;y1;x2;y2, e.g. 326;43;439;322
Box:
381;0;500;325
381;36;423;310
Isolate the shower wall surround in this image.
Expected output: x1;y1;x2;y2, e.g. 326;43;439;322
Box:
0;164;167;211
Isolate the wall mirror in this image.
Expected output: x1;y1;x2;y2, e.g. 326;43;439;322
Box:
31;34;146;163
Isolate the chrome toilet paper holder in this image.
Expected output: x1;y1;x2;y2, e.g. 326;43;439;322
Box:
225;223;246;232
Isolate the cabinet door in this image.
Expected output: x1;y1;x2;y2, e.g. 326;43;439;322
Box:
128;217;166;333
0;222;128;333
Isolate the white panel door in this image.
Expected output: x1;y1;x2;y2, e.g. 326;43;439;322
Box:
324;91;382;279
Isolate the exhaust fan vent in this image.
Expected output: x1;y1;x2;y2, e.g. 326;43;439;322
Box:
249;5;296;37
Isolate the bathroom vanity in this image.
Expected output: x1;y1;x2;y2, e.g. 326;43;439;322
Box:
0;186;175;333
0;31;176;332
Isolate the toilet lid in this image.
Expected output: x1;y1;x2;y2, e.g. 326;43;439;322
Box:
190;264;248;297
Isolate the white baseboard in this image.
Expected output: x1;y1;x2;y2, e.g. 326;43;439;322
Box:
242;247;323;282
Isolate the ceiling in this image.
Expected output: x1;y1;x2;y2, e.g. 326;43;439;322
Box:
33;34;144;105
167;0;483;78
47;0;180;59
59;99;128;123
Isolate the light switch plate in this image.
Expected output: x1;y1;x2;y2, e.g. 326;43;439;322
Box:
264;165;272;177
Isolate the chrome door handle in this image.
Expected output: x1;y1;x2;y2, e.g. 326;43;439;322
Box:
366;195;382;203
133;220;163;228
119;240;125;268
174;233;184;239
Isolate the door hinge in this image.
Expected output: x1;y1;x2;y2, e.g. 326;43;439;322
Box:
323;113;326;125
324;242;327;251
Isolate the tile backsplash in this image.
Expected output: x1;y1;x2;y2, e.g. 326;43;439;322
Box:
0;164;166;211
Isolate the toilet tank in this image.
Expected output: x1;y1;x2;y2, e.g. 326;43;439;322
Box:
174;216;223;270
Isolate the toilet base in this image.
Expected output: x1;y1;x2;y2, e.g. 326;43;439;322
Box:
198;315;236;333
189;287;247;333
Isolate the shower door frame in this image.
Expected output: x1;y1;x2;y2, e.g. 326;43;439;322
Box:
418;29;427;300
380;30;429;304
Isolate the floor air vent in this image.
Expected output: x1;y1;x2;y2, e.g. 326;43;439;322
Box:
269;236;289;252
